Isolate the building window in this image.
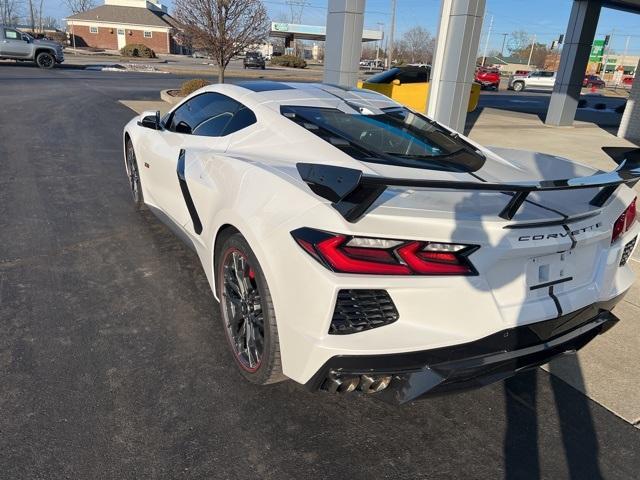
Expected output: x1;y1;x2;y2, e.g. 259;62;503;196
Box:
90;26;98;34
144;31;152;38
117;28;125;35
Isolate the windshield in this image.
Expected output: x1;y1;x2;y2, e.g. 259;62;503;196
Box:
281;105;485;172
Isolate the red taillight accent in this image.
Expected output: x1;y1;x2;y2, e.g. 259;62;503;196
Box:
612;198;637;244
292;229;477;276
397;242;472;275
316;236;411;275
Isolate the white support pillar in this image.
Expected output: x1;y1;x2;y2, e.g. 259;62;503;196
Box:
323;0;365;87
427;0;485;132
546;0;601;126
618;58;640;141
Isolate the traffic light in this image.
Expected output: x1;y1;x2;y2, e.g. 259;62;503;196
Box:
604;35;610;46
558;34;564;44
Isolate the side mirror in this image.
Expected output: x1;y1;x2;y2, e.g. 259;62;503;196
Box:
392;78;401;86
22;35;31;43
138;110;161;130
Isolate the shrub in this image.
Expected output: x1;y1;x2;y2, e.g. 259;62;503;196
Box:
120;43;156;58
180;78;211;96
269;55;307;68
577;99;587;108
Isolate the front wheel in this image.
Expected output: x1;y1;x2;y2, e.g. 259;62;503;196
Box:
512;81;525;92
35;52;55;69
216;232;285;385
125;138;146;210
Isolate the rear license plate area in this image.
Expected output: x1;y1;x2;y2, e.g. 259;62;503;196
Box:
527;251;574;290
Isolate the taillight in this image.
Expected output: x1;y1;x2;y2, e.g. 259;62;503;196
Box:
291;228;478;275
612;198;637;244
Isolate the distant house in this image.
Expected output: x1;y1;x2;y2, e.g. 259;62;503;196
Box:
66;0;186;54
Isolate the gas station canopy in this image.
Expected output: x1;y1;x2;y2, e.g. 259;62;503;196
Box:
269;22;383;43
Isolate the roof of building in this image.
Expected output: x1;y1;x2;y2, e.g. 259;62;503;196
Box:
67;5;179;29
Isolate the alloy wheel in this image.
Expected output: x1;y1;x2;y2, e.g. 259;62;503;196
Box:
221;249;265;372
126;140;141;203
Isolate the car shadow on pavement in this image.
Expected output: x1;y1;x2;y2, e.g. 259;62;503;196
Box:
503;358;603;480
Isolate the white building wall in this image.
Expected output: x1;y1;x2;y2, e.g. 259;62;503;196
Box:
618;58;640;142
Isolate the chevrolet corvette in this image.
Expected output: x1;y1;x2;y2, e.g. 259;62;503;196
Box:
123;81;639;404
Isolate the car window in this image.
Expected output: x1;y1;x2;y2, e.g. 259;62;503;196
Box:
540;71;555;77
223;107;257;135
397;67;430;84
366;68;401;84
529;72;540;77
4;29;20;40
167;92;256;137
281;105;485;173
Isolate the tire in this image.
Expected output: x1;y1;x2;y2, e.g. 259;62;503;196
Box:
35;51;55;69
512;81;525;92
124;137;146;210
216;232;285;385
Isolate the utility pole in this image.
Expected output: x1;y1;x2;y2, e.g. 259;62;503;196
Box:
621;35;630;73
481;14;494;66
527;33;536;66
499;33;508;58
386;0;396;69
375;21;384;69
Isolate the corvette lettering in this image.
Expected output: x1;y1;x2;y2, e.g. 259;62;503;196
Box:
518;222;602;241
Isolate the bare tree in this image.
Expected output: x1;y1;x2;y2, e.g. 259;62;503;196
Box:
401;26;434;64
174;0;270;83
507;30;531;59
0;0;22;26
61;0;95;14
41;16;59;30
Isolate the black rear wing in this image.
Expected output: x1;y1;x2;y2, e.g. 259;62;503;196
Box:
296;148;640;223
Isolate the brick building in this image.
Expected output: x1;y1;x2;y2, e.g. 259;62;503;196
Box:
66;0;185;54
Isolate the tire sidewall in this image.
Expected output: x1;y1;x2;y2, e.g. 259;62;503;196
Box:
36;52;54;69
216;232;279;384
125;138;145;209
513;82;524;92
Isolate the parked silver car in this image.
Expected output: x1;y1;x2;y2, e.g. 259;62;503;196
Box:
508;70;556;92
0;25;64;68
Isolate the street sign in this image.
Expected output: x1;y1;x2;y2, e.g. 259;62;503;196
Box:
589;40;605;62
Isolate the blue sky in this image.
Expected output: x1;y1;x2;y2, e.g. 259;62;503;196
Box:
49;0;640;55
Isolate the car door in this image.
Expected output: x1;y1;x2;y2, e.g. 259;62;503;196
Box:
539;71;556;89
1;28;31;58
140;92;255;234
526;71;542;88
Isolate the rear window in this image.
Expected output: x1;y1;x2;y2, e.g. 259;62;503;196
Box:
281;105;485;172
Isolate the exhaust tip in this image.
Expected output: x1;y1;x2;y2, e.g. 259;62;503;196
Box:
322;372;360;394
359;374;392;394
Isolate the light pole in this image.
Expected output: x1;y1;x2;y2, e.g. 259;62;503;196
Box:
481;14;494;67
527;33;536;67
375;21;384;69
386;0;396;69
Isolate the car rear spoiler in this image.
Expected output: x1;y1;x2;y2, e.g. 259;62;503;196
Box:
296;148;640;223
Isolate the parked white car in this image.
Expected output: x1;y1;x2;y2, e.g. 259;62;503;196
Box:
122;81;639;404
508;70;556;92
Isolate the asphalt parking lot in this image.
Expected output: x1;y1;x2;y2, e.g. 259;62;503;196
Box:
1;65;639;480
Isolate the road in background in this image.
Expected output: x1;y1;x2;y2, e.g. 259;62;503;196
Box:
1;65;639;480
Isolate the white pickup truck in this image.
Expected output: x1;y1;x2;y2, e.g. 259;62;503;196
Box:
508;70;556;92
0;25;64;68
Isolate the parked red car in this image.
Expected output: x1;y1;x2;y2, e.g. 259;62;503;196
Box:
622;76;634;86
475;68;500;89
583;75;606;88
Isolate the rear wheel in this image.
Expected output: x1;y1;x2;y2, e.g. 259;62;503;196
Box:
216;232;285;385
512;81;525;92
36;52;55;69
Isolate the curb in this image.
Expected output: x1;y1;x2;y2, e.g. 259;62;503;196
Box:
160;89;183;105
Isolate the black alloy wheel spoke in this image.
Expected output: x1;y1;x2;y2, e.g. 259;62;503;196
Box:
222;250;265;371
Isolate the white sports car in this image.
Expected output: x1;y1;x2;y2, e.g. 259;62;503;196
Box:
123;81;639;404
